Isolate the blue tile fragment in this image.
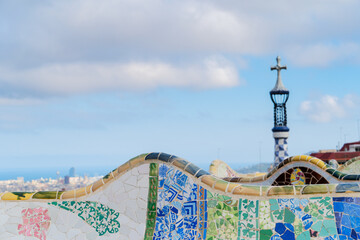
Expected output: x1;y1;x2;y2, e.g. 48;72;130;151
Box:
158;153;172;162
145;152;160;160
333;197;346;202
281;229;295;240
334;202;344;212
351;228;358;239
275;223;287;235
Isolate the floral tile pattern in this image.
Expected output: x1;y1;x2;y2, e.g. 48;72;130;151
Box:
18;207;51;240
49;201;120;236
238;198;258;239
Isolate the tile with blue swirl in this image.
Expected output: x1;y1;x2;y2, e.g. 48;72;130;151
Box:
153;164;207;240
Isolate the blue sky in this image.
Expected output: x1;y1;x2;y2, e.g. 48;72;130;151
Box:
1;1;360;174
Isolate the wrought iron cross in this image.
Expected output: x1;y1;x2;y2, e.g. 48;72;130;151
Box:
271;56;287;82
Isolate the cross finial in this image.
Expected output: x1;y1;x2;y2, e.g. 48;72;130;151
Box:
271;56;287;76
270;56;288;91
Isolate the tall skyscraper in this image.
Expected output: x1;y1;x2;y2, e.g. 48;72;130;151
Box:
69;167;75;177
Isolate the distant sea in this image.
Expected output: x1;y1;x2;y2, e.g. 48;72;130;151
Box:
0;166;114;181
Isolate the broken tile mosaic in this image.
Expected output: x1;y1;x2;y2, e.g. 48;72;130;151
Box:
0;153;360;239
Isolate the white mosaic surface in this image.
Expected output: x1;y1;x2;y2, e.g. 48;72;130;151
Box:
0;163;150;240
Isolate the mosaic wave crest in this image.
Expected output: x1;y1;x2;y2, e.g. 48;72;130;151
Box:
0;152;360;239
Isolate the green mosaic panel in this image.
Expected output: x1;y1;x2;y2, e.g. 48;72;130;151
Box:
259;200;275;230
144;163;158;240
238;198;259;240
49;201;120;236
206;192;238;239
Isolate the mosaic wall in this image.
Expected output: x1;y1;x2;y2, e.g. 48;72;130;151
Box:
148;163;343;240
1;153;360;239
0;162;150;239
273;167;329;186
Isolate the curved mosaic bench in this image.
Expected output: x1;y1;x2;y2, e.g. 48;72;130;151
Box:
209;159;266;178
337;156;360;173
1;152;360;239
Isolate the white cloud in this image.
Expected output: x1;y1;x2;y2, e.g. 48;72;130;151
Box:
284;43;360;67
0;56;242;96
1;0;360;100
299;94;359;123
2;1;360;68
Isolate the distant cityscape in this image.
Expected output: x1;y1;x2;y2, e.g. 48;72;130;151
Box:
0;167;103;192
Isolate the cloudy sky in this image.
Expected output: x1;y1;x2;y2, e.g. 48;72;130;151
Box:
1;0;360;175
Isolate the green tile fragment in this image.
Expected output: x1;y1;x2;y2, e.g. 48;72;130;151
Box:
149;163;158;176
269;199;279;211
284;207;295;223
144;163;158;240
259;229;273;240
32;191;58;199
297;231;310;240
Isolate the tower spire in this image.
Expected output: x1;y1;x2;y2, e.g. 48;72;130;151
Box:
270;56;290;166
271;56;288;92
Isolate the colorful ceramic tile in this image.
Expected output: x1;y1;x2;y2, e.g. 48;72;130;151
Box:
18;207;51;240
153;164;203;240
145;163;159;240
207;192;238;239
290;168;305;185
49;201;120;236
333;197;360;239
238;198;259;239
259;200;275;229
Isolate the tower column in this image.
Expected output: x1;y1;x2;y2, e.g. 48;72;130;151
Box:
270;56;290;167
273;130;289;166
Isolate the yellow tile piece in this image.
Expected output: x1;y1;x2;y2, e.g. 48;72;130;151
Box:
172;159;188;170
102;172;114;185
117;162;130;175
213;180;228;192
226;183;240;193
91;179;104;192
252;175;266;182
327;184;336;193
294;186;304;195
1;192;34;200
60;189;76;200
129;155;145;167
267;186;295;196
239;177;252;183
200;175;216;188
74;187;87;198
85;185;92;194
302;185;329;195
232;186;260;196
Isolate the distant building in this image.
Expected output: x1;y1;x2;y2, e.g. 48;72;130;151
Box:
310;141;360;163
69;167;75;177
64;175;70;184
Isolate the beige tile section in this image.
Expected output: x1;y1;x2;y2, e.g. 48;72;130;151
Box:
60;189;76;200
200;175;216;188
213;180;229;192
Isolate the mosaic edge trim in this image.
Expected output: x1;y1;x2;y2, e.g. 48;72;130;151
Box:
2;152;360;201
144;163;158;240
